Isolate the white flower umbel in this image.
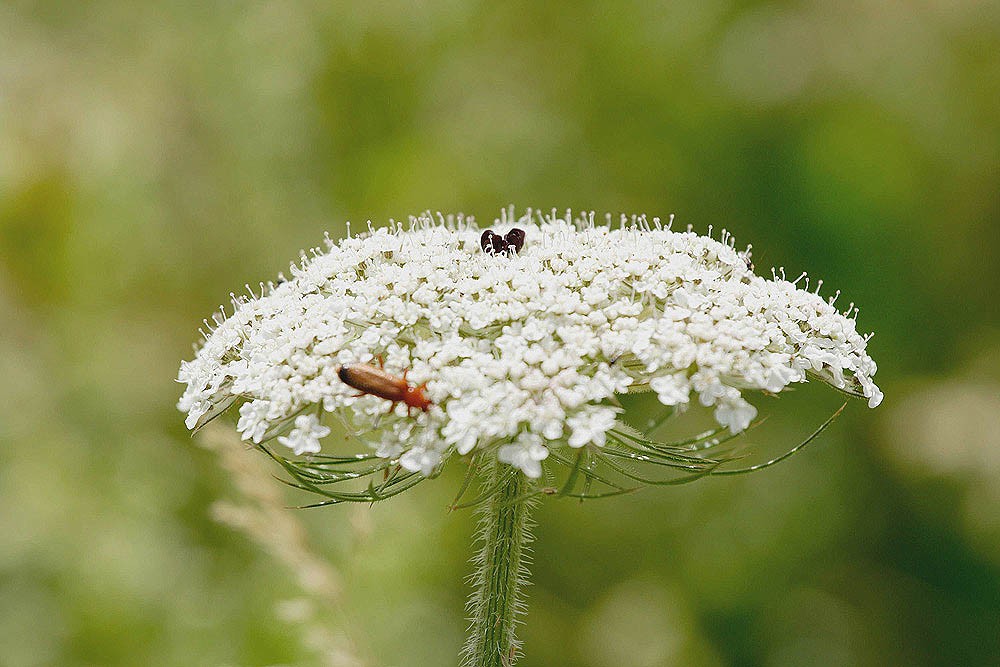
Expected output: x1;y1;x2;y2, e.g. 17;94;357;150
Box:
178;209;882;479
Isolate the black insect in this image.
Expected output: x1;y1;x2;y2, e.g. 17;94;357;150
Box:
480;228;526;255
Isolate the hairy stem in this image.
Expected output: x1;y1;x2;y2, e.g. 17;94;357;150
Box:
462;460;535;667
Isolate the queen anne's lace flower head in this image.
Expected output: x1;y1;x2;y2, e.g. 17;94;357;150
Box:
178;209;882;478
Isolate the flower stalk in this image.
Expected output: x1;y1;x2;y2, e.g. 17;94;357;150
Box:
463;459;535;667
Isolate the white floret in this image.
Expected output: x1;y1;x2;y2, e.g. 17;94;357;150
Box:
277;414;331;455
498;432;550;478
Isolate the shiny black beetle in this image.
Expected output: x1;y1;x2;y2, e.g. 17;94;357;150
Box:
480;228;526;255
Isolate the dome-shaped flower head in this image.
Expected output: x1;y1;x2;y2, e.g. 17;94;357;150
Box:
177;209;882;488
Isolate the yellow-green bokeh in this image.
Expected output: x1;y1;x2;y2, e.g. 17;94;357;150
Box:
2;1;998;665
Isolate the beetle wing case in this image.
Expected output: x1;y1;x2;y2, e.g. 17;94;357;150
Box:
338;364;408;403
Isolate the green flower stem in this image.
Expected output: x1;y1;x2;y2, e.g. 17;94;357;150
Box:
462;460;535;667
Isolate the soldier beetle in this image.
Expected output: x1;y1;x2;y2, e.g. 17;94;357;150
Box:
337;360;432;416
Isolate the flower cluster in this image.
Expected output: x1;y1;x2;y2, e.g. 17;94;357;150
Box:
177;209;882;478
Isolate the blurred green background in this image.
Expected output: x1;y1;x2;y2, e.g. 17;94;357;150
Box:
2;1;999;665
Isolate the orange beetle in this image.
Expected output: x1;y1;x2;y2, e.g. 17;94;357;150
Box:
337;361;432;415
